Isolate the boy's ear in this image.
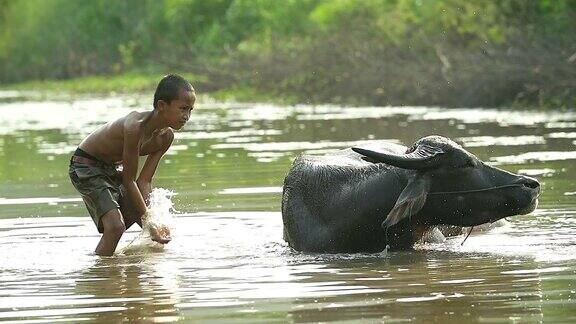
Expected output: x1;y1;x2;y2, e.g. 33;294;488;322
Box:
157;99;168;111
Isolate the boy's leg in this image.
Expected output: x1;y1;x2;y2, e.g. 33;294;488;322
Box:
95;209;126;256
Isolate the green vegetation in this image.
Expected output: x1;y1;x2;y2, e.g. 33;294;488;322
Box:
4;73;172;94
0;0;575;108
1;74;293;104
2;72;205;95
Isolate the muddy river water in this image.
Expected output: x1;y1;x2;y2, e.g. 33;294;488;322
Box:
0;93;575;322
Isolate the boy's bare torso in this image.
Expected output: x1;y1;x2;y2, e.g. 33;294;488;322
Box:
79;111;171;163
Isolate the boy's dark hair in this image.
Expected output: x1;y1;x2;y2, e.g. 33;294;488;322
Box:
153;74;194;109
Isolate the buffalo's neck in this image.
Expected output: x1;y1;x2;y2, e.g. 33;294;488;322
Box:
368;168;432;249
353;166;406;209
332;166;409;233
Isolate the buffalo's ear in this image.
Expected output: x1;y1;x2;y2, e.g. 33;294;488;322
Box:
382;175;430;228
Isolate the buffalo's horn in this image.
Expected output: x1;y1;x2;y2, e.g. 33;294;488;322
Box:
352;144;444;170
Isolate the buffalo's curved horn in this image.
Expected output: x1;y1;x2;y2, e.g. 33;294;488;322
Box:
352;144;444;170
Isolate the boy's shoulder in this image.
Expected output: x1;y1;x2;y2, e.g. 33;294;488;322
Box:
123;110;150;124
121;111;151;133
154;127;175;147
124;111;174;147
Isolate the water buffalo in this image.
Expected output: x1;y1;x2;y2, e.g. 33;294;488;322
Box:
281;135;540;253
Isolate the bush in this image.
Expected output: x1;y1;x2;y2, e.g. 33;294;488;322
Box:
0;0;574;108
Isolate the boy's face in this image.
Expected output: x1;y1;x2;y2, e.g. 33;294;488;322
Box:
159;89;196;130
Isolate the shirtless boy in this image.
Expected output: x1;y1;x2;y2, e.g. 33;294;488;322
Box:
69;74;195;256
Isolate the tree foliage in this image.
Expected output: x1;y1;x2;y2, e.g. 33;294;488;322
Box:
0;0;575;107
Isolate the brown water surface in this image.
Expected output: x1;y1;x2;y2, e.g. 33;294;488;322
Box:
0;93;575;322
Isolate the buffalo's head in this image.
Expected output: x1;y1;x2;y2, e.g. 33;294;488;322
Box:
352;135;540;229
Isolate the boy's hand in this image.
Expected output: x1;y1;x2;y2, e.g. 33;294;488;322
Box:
150;225;172;244
143;209;172;244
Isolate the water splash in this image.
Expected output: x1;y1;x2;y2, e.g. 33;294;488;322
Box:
121;188;177;254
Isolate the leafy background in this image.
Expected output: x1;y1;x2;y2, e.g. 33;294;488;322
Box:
0;0;575;108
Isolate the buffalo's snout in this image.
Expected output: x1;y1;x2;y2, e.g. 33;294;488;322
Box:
515;176;541;195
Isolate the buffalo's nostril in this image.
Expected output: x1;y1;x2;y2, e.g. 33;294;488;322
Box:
521;177;540;189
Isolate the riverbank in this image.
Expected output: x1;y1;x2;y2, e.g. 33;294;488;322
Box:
1;70;573;110
0;73;300;105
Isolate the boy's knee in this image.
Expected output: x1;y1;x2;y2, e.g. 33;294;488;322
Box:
106;222;126;237
101;209;126;237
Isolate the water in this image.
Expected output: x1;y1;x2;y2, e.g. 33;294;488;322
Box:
121;188;176;254
0;93;575;322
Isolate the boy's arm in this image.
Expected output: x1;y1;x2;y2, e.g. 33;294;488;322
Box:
136;130;174;204
122;119;148;217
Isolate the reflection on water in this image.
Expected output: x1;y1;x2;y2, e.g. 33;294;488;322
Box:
0;93;575;322
1;212;575;322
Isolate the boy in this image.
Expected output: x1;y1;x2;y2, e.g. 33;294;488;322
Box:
69;74;195;256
